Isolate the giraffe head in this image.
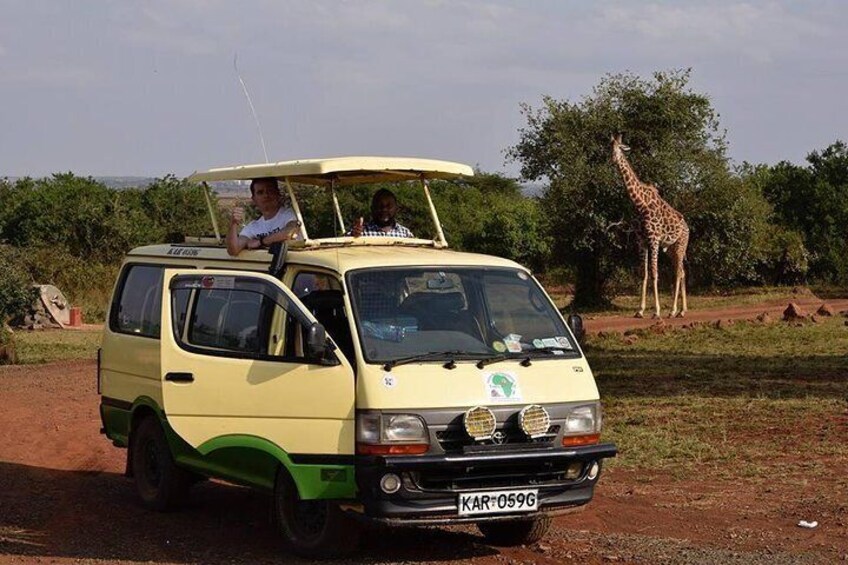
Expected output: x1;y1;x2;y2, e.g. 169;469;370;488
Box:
611;133;630;158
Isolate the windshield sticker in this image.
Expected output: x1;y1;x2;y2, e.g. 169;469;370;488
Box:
541;337;559;348
553;350;565;355
504;339;522;353
516;271;529;280
492;341;506;353
200;276;235;290
484;372;521;402
382;373;397;388
503;333;522;353
532;338;544;349
555;336;573;350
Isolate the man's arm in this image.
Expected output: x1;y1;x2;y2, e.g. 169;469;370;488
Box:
261;220;301;245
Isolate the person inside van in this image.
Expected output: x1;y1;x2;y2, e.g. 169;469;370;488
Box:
227;177;301;256
349;188;415;238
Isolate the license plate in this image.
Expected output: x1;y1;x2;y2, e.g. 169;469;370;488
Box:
457;489;539;516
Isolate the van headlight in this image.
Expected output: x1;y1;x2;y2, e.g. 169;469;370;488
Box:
357;412;429;455
562;403;602;447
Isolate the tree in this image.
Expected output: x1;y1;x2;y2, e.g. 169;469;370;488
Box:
509;69;774;306
750;141;848;282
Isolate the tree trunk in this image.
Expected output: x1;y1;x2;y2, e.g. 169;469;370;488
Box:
572;252;612;310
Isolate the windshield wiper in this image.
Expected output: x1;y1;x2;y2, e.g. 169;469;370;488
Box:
526;346;574;356
476;346;575;369
476;353;510;369
383;350;471;371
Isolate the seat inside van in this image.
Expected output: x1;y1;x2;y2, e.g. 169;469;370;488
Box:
400;291;482;341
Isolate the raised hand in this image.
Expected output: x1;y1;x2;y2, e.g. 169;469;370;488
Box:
231;205;245;226
352;217;364;237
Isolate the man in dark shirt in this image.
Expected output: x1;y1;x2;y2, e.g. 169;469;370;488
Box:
350;188;415;238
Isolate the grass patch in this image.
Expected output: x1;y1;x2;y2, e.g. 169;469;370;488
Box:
587;317;848;479
11;329;102;364
547;285;831;315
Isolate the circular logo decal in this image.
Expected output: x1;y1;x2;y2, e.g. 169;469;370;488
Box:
492;341;506;353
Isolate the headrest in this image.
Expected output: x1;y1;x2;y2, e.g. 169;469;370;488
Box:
403;291;464;313
300;290;344;309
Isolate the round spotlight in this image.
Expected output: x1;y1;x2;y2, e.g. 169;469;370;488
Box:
464;406;496;440
380;473;402;494
519;404;551;438
587;461;600;481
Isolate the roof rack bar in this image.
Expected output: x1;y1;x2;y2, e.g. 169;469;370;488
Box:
421;177;447;248
284;178;309;242
330;178;346;235
201;181;222;242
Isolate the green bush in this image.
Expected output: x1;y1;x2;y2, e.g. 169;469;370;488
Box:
0;246;34;324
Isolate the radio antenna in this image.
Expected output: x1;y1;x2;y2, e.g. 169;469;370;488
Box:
233;53;270;163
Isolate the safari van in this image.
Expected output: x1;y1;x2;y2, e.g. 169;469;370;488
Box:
99;157;616;558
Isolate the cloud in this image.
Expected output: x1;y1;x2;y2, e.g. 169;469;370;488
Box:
598;2;826;63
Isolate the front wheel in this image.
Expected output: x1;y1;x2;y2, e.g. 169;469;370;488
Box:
478;515;551;546
130;416;191;511
274;469;361;559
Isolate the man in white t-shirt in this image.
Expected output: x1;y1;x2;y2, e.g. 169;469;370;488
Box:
226;177;300;256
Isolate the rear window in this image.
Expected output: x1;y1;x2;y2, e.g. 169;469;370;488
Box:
110;265;165;338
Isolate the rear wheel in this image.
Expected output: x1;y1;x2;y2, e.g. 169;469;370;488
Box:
274;469;361;558
130;416;191;511
478;515;551;546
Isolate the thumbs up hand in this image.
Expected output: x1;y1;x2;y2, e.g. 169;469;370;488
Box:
352;217;364;237
231;205;245;226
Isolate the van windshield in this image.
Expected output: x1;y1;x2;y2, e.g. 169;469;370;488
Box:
346;267;578;364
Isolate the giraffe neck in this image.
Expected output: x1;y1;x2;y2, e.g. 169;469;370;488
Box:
613;149;652;215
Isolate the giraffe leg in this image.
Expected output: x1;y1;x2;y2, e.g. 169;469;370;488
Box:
675;231;689;317
636;246;648;318
670;244;682;317
671;273;681;318
650;241;661;319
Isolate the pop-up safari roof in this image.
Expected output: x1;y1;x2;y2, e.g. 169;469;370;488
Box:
190;156;474;249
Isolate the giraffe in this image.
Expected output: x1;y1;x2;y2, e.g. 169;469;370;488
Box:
611;134;689;318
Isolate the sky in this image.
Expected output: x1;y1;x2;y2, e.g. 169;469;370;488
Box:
1;1;846;179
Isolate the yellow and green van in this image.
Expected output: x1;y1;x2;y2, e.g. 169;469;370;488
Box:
99;157;616;558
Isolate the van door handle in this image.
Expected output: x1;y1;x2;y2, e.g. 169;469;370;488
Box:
165;372;194;383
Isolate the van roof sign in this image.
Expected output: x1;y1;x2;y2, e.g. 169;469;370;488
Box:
188;156;474;186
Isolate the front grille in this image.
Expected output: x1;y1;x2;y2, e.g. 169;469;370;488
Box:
436;424;560;453
409;458;578;492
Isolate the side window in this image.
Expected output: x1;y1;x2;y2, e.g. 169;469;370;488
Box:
171;275;321;362
292;271;354;365
111;265;164;338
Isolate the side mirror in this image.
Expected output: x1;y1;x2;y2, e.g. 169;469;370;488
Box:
566;314;585;344
306;321;336;363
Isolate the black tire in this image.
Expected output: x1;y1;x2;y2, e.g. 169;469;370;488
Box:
478;515;552;546
130;416;191;511
274;468;361;559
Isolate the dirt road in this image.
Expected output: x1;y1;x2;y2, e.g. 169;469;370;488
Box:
2;359;844;564
584;297;848;335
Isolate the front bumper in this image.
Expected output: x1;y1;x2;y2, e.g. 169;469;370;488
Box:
355;443;617;523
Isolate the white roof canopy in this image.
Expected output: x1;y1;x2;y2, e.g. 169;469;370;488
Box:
188;156;474;186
